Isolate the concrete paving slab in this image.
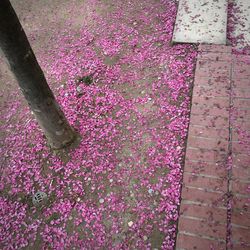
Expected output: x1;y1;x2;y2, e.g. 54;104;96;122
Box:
172;0;228;44
232;0;250;49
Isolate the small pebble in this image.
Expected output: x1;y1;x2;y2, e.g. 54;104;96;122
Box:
148;188;154;195
128;221;133;227
109;179;113;183
76;86;82;93
99;198;104;204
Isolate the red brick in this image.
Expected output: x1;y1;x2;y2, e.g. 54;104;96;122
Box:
185;160;227;178
197;60;230;72
232;130;250;143
188;136;228;152
183;173;227;192
232;226;250;244
234;88;250;99
231;180;250;196
233;64;250;78
180;203;226;223
231;210;250;228
232;166;250;181
238;123;250;132
233;57;250;64
233;98;250;109
193;84;230;98
232;154;250;168
198;52;232;62
196;69;231;79
233;59;250;67
232;55;250;65
236;109;250;120
189;126;229;140
232;122;250;132
232;79;250;89
190;114;229;127
198;59;230;66
232;195;249;213
233;71;250;80
194;76;230;87
233;54;250;63
232;242;250;250
176;233;225;250
199;45;232;54
185;148;228;163
182;187;226;207
192;96;229;109
178;216;226;239
232;71;250;80
232;142;250;155
191;104;229;117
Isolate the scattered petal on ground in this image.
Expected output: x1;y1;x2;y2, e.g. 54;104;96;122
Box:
1;0;248;249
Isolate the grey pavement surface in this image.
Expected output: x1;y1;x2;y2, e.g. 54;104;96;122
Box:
172;0;228;45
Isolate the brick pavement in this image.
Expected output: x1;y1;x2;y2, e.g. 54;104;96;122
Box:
230;54;250;250
176;45;250;250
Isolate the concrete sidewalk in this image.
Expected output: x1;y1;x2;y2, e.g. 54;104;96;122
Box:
172;0;228;44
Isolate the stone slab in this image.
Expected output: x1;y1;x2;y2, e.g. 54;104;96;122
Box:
172;0;228;44
232;0;250;49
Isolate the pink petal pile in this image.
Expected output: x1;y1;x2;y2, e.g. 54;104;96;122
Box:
0;0;197;249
